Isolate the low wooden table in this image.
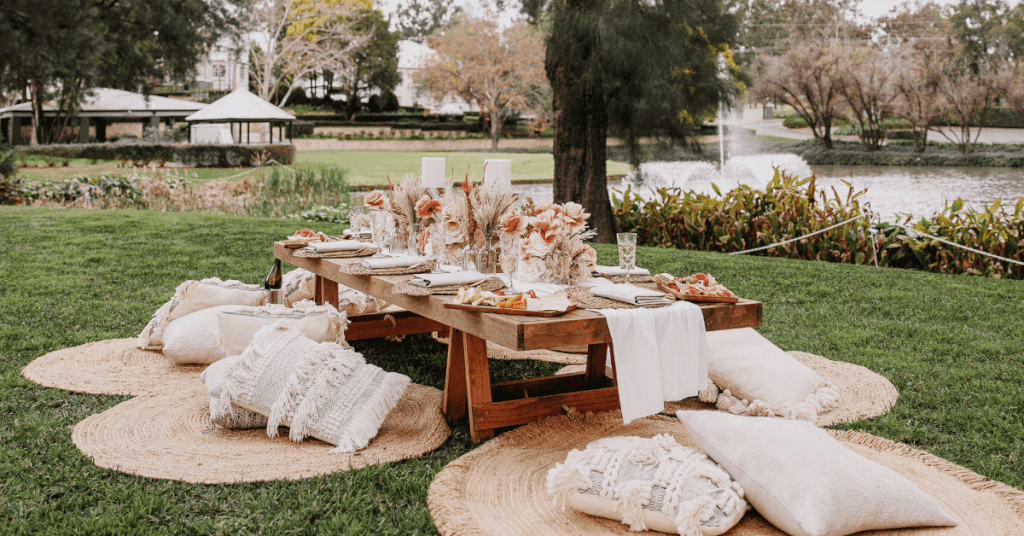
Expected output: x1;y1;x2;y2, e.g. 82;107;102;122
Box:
276;243;763;441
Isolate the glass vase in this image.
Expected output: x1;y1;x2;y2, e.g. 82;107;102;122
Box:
430;222;446;263
461;245;477;272
408;223;424;256
475;236;499;274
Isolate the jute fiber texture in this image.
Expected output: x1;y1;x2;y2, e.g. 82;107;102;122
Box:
557;351;899;427
566;287;675;310
22;339;202;396
72;382;449;484
293;245;378;259
338;259;438;276
391;277;505;297
427;411;1024;536
487;342;587;366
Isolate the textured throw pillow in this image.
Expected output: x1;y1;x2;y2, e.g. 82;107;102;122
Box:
697;328;839;423
282;268;316;307
214;322;410;452
547;434;747;535
138;278;268;350
281;268;388;316
161;305;240;365
217;300;349;357
676;410;957;536
201;355;268;429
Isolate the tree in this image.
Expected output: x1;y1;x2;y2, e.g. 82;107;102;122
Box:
936;54;1001;153
754;42;845;149
417;16;547;151
948;0;1024;71
336;8;400;116
392;0;463;43
891;41;947;153
247;0;370;107
875;0;951;45
525;0;738;242
839;46;896;151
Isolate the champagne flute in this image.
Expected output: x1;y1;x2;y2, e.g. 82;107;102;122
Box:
499;234;519;290
370;210;388;256
348;206;366;236
617;232;637;285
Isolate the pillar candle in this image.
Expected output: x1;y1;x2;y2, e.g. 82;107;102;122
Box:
483;159;512;190
421;157;446;188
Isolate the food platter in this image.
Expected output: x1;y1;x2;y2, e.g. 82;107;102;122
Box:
443;302;578;317
656;282;739;303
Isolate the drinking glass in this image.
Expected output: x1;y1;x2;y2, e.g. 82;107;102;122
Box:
348;206;366;234
617;232;637;284
370;210;388;256
499;234;519;289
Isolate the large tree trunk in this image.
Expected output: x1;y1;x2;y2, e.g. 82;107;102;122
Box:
489;108;501;151
30;81;44;146
545;10;617;243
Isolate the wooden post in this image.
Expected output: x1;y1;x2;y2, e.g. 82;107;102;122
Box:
442;329;468;421
269;121;274;144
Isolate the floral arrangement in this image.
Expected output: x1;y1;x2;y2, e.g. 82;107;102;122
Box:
363;190;389;211
499;200;597;284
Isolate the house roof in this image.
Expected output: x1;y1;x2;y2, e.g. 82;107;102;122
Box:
0;88;205;117
397;40;437;70
185;89;295;122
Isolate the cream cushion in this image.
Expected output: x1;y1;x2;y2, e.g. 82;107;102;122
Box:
214;322;409;452
217;301;348;356
547;434;747;535
138;278;268;350
201;355;268;429
676;410;957;536
161;305;239;365
282;269;316;307
698;328;839;423
281;268;388;316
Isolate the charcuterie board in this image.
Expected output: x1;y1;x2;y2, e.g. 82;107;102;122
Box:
656;282;739;304
443;302;578;317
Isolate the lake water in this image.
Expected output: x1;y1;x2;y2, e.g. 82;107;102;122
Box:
513;155;1024;221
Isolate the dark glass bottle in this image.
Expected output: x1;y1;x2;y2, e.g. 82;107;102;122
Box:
264;259;283;304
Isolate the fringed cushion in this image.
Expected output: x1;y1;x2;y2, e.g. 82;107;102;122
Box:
282;268;389;316
677;411;957;536
213;322;410;453
217;300;349;356
697;328;839;423
201;355;268;429
161;305;240;365
282;268;317;307
138;278;268;350
546;434;747;535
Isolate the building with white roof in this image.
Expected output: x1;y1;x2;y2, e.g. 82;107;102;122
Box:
185;88;296;144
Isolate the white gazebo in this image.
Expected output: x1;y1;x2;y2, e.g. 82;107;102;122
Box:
185;89;296;145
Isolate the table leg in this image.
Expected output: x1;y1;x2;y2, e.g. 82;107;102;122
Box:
322;279;338;308
463;332;493;441
442;328;468;421
584;343;608;388
314;275;324;305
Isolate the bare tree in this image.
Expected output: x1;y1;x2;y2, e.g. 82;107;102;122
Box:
246;0;369;107
754;42;845;149
936;57;1001;153
839;46;896;151
891;41;947;153
416;16;547;151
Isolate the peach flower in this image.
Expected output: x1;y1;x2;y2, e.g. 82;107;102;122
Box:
516;254;547;283
561;202;590;229
364;190;390;210
499;209;528;237
415;194;442;221
521;230;556;258
530;209;564;243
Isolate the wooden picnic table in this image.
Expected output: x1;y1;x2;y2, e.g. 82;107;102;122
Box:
276;243;763;441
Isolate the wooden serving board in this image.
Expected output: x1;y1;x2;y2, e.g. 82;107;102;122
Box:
657;282;740;304
443;302;578;317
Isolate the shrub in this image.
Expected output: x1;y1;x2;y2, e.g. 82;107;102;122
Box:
16;143;296;167
614;169;1024;279
292;121;315;137
783;114;850;129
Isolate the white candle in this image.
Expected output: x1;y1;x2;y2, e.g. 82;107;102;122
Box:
483;159;512;190
421;157;446;188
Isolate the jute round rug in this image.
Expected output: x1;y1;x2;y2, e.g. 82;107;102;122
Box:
428;411;1024;536
73;383;450;484
487;342;586;366
21;338;201;396
556;351;899;427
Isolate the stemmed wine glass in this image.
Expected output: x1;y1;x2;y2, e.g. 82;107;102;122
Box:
348;206;366;236
499;234;519;290
617;233;637;285
370;210;388;257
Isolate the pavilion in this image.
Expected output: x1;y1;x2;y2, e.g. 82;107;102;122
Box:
185;89;295;145
0;88;206;145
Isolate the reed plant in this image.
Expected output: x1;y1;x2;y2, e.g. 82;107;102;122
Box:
614;169;1024;279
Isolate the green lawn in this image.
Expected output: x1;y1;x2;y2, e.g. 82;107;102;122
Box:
296;150;634;186
0;207;1021;534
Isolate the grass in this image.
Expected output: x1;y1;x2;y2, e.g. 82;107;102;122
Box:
1;207;1022;534
295;150;633;186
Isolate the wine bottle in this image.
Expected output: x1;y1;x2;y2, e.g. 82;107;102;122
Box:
264;259;283;304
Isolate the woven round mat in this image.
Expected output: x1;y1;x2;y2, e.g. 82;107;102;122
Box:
565;287;674;310
72;383;450;484
428;410;1024;536
487;342;587;366
339;259;438;276
293;245;378;259
392;277;506;297
599;275;655;284
21;339;201;396
557;351;900;427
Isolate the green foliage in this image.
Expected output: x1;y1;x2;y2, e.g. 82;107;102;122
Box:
392;0;462;43
0;147;23;204
614;169;1024;278
289;205;350;224
932;107;1024;128
16;144;296;168
250;165;350;218
339;8;401;116
19;174;145;207
760;139;1024;167
293;121;316;137
784;114;850;129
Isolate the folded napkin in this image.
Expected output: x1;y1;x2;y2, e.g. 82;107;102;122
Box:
410;271;487;288
590;283;671;305
303;240;366;253
595;265;651;277
360;256;426;270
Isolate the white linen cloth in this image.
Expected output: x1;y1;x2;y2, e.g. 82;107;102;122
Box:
595;265;651;277
590;283;672;305
303;240;366;253
410;271;488;287
359;255;427;270
595;301;708;424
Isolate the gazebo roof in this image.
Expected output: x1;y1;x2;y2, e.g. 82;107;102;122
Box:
0;88;206;117
185;89;296;123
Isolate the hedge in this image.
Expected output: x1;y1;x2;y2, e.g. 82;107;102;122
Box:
292;121;315;137
302;120;486;132
293;112;467;123
15;143;296;167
